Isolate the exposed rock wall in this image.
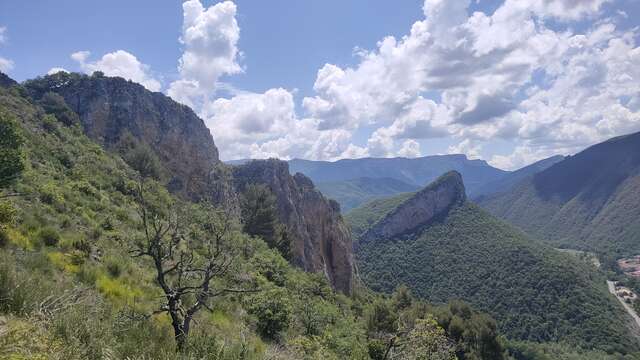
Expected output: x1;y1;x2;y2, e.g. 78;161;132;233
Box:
25;72;220;200
233;159;354;294
361;171;466;244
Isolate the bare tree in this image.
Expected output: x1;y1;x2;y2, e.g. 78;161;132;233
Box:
130;179;254;351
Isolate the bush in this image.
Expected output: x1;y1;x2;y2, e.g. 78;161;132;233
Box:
249;289;291;340
38;227;61;246
105;258;122;278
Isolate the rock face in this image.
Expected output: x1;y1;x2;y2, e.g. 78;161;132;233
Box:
361;171;466;244
24;72;220;200
233;159;354;294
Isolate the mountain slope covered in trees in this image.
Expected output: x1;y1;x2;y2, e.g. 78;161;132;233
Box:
315;177;420;212
1;71;638;359
479;131;640;257
289;155;507;197
351;173;639;354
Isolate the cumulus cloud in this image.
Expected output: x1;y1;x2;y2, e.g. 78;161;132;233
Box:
448;139;482;160
171;0;639;165
398;139;421;158
71;50;161;91
47;67;68;75
0;57;13;73
168;0;241;105
0;26;13;73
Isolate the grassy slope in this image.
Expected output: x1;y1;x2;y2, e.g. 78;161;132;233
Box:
0;85;370;359
350;195;638;353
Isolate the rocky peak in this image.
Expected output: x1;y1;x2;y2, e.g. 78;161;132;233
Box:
233;159;354;294
361;171;466;244
23;72;220;200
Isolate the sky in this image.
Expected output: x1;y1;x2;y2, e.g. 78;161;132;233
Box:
1;0;640;170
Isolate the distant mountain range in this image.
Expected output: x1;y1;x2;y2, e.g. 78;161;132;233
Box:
479;131;640;257
349;172;638;352
229;154;568;212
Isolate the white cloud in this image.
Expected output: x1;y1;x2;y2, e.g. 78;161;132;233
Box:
168;0;241;106
0;26;13;73
0;57;13;73
47;67;68;75
398;139;421;158
71;50;161;91
448;139;482;160
159;0;640;165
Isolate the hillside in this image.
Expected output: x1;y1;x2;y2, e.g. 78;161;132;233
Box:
473;155;565;200
479;131;640;257
345;192;415;238
21;72;356;293
288;155;507;197
351;172;639;353
0;73;384;359
315;177;419;212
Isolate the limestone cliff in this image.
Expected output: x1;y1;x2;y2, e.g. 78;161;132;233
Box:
24;72;220;200
361;171;466;244
233;159;354;294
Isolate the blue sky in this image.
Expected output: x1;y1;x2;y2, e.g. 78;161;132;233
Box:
1;0;640;169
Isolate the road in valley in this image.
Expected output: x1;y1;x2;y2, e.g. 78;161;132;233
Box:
608;280;640;329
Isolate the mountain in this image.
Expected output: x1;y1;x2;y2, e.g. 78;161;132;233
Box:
479;131;640;257
315;177;420;212
20;72;355;293
24;71;221;201
288;155;507;197
232;159;354;294
351;172;639;352
473;155;565;200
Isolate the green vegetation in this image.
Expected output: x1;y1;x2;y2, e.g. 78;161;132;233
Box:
315;177;419;212
479;131;640;259
240;183;291;259
0;77;509;359
352;196;639;355
345;192;414;238
0;111;24;190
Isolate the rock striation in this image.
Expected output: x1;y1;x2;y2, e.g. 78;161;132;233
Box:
361;171;466;244
24;72;220;200
233;159;354;294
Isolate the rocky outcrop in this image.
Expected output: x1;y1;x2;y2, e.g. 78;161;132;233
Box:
361;171;466;244
233;159;354;294
24;72;220;200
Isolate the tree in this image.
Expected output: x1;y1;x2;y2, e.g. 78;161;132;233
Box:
38;91;79;126
130;179;254;352
395;316;457;360
0;112;24;193
240;184;290;259
117;132;164;180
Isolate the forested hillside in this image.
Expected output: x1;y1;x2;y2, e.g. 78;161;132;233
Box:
289;155;506;197
0;72;525;359
316;177;419;212
479;131;640;257
351;174;640;355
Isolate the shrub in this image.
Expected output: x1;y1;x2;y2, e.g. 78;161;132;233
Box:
248;289;291;340
0;201;17;226
105;258;122;278
367;339;387;360
38;227;61;246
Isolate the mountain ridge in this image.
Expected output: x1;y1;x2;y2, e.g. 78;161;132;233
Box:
479;130;640;256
